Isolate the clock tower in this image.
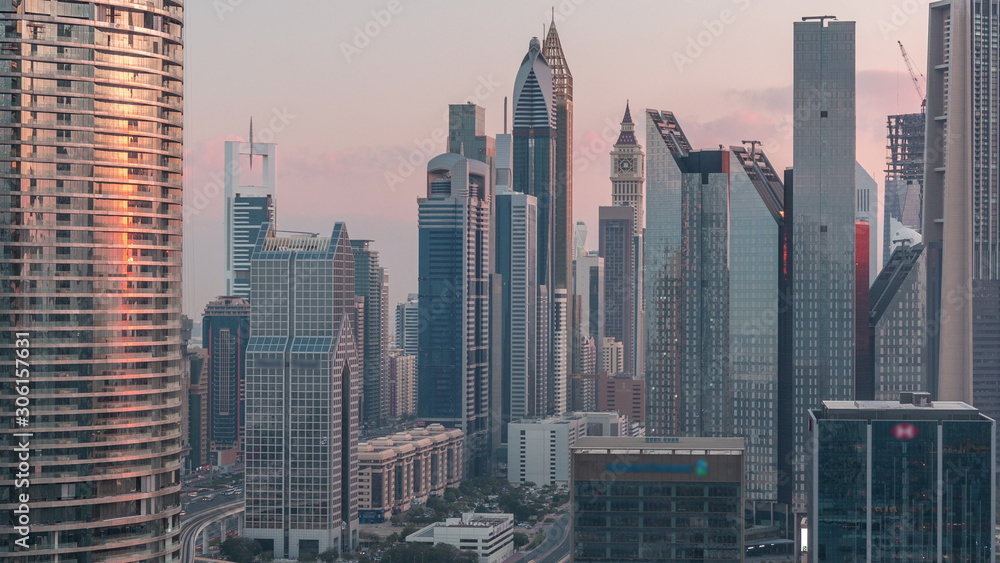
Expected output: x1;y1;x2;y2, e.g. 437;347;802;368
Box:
610;101;645;230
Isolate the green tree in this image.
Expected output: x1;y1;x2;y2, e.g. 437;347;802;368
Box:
513;532;530;549
219;537;262;563
298;552;317;562
317;549;338;562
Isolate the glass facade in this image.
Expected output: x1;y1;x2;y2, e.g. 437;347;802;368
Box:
202;297;250;451
244;224;360;559
810;402;996;562
496;191;538;440
417;154;491;475
0;1;184;560
791;20;857;510
729;148;783;502
643;109;691;437
599;206;636;378
571;439;744;563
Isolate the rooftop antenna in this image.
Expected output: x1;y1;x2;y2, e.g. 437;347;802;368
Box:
248;117;255;171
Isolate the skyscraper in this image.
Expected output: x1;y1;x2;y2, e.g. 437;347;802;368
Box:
496;189;538;438
599;206;637;377
418;153;492;475
543;16;573;295
203;296;251;452
573;250;604;371
729;144;785;503
244;224;361;558
395;294;419;357
512;38;555;286
225;140;277;298
352;240;389;426
610;102;645;230
0;2;184;558
788;17;856;510
643;109;693;437
883;112;925;266
925;0;999;420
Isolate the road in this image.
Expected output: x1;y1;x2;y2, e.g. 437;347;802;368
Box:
178;499;243;563
523;512;570;563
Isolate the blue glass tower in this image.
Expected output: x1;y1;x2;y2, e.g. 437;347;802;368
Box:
203;296;251;451
418;153;492;475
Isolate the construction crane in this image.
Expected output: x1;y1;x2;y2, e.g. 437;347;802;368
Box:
897;40;926;113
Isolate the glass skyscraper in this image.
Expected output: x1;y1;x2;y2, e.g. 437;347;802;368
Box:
202;296;250;452
598;205;636;378
496;189;538;440
809;396;995;561
244;224;361;559
0;1;184;559
643;109;692;437
418;153;492;475
788;18;857;511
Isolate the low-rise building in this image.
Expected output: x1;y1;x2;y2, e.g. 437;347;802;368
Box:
508;412;630;486
571;436;745;562
357;424;464;523
406;513;514;563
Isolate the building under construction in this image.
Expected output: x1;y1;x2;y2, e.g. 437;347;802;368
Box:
883;112;925;267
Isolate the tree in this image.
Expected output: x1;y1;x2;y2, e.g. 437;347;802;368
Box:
298;552;317;562
318;549;339;563
219;537;262;563
513;532;530;549
400;524;418;541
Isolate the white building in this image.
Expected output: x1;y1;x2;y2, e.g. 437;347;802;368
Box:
601;337;624;375
224;139;277;298
406;513;514;563
507;412;627;486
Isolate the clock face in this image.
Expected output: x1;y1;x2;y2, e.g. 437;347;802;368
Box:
617;157;634;173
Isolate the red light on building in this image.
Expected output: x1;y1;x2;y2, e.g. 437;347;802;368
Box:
891;423;919;440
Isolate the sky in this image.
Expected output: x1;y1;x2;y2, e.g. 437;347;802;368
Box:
182;0;931;317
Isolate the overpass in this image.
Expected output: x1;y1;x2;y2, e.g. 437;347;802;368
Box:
179;500;244;563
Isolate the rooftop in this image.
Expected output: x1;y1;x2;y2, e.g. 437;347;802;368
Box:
573;436;744;454
817;399;986;421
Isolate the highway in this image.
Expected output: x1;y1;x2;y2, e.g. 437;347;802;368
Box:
179;499;243;563
523;512;571;563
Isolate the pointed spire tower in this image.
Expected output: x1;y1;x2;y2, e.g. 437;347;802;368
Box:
544;13;573;293
610;101;645;229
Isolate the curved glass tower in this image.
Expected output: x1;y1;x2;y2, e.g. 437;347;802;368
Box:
0;1;184;561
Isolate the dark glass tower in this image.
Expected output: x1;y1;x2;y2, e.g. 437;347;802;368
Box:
0;2;184;559
512;37;555;290
809;396;995;561
203;296;250;452
417;153;492;476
